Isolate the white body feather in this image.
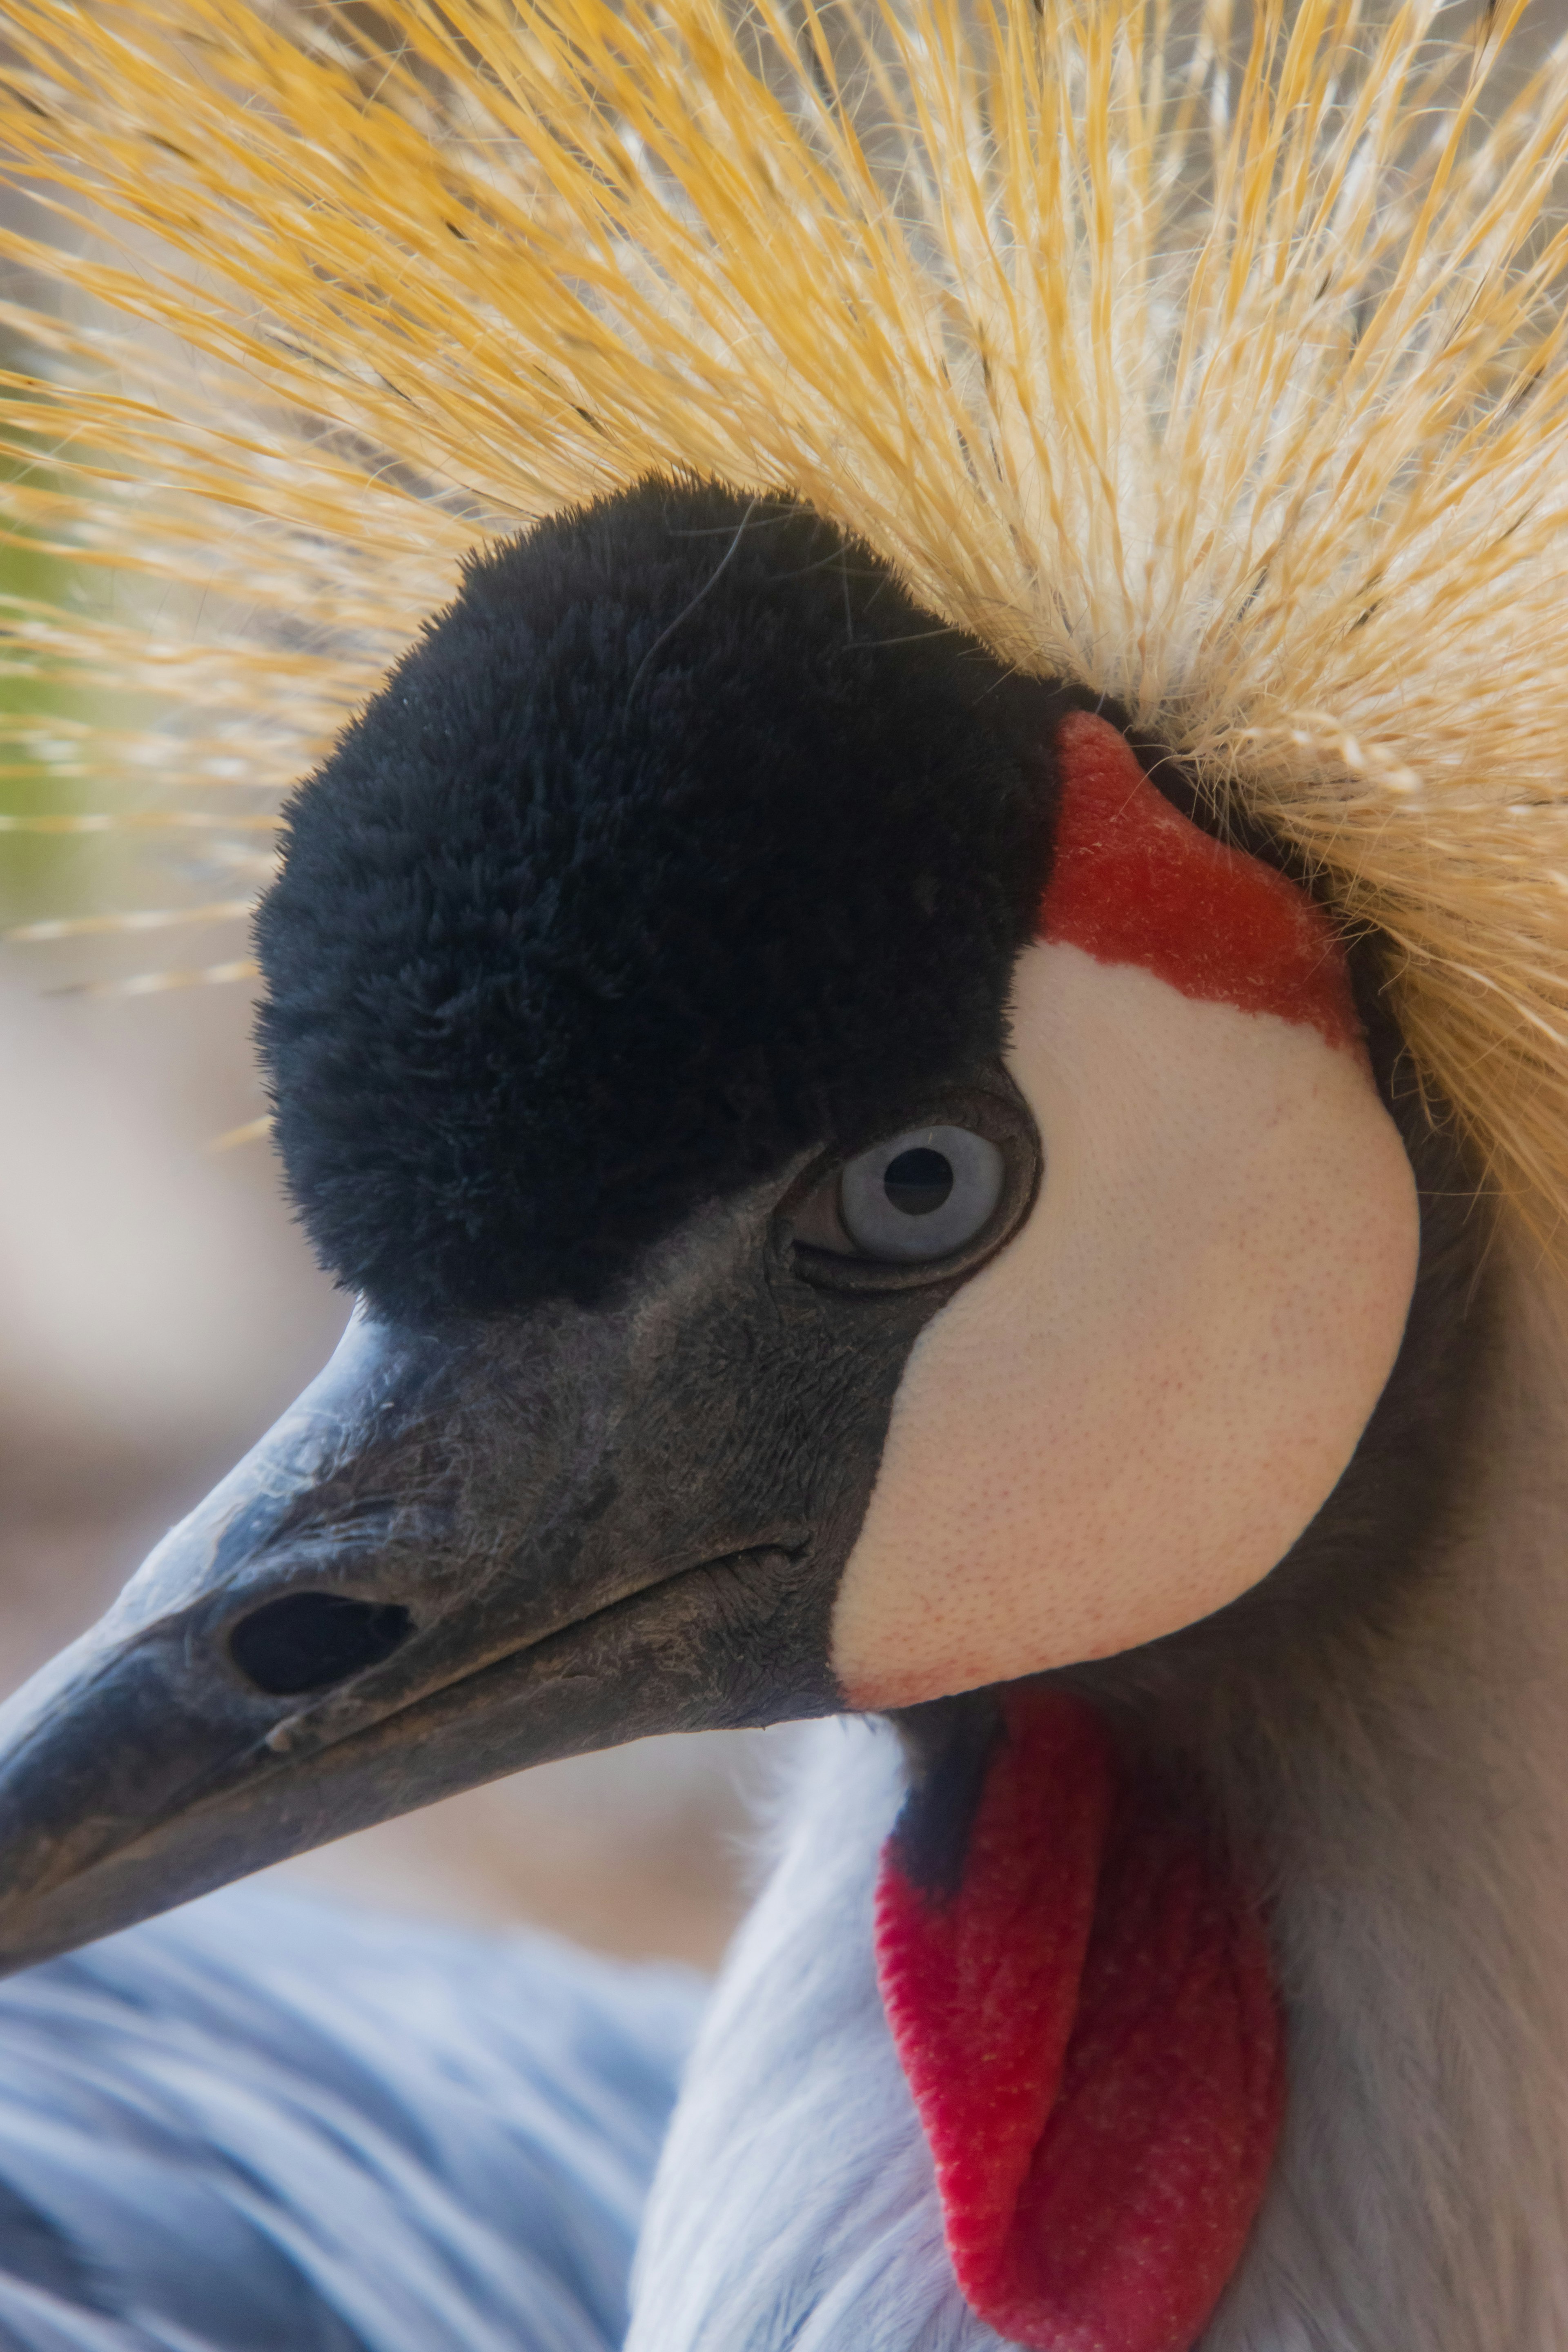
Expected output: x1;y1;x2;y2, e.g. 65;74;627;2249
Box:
628;1715;991;2352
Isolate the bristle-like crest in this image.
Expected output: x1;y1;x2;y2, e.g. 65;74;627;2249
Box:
1;0;1566;1231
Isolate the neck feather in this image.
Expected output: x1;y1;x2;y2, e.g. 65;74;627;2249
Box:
631;1259;1568;2352
1205;1258;1568;2350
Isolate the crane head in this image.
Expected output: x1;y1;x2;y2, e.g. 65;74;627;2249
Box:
0;479;1461;2352
0;477;1423;1960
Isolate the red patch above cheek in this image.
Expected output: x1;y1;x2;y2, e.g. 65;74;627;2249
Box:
1041;711;1358;1052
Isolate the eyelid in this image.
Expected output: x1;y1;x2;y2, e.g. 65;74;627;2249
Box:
791;1172;856;1255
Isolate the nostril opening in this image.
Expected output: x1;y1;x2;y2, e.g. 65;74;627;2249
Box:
229;1593;414;1696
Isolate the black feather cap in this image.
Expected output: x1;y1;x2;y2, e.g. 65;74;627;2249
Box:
255;481;1071;1319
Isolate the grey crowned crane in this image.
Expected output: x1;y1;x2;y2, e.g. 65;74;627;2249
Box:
0;2;1564;2348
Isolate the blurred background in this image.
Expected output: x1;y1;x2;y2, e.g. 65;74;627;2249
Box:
0;226;771;1974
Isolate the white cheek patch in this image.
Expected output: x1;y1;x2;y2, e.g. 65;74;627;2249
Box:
831;722;1420;1713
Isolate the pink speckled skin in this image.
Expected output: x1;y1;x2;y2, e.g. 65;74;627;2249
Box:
831;936;1420;1709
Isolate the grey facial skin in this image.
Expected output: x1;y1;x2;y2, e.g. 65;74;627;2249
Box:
0;1152;988;1976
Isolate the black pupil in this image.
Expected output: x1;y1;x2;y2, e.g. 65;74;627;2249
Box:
882;1147;954;1218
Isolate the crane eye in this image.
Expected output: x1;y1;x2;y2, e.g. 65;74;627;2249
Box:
792;1123;1009;1268
785;1082;1040;1293
841;1126;1004;1259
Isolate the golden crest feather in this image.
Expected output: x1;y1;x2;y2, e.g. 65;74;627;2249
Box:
0;0;1565;1234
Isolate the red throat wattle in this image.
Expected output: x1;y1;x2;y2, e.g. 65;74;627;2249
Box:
873;717;1326;2349
874;1690;1285;2352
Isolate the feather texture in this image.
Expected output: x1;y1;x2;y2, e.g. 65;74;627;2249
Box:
2;0;1568;1235
0;1884;701;2352
629;1252;1568;2352
627;1714;998;2351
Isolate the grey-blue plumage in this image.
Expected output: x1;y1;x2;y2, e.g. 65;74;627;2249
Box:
0;1888;702;2352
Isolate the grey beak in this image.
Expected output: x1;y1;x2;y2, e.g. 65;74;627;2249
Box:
0;1257;857;1976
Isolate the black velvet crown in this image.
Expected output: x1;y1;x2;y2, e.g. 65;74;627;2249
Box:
255;480;1070;1320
